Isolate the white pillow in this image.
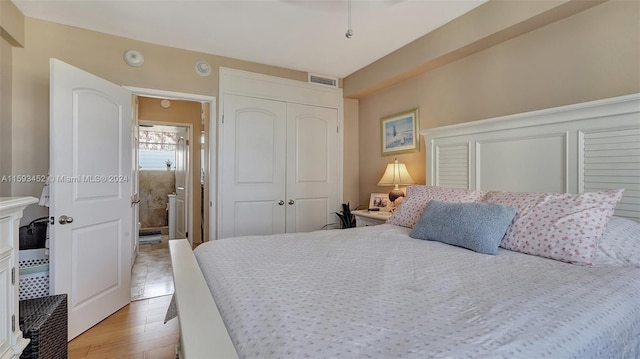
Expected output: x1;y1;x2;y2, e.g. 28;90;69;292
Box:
592;216;640;267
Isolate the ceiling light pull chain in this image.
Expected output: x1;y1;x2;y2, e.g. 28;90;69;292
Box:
345;0;353;38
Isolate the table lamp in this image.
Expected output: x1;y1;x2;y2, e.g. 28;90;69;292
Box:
377;158;416;202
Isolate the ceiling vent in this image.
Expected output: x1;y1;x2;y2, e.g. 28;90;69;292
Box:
308;73;338;88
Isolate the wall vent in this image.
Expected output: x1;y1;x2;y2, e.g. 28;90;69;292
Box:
308;73;338;88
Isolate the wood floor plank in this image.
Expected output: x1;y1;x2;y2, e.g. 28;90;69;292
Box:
69;295;178;359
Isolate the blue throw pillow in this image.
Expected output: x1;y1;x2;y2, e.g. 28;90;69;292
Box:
409;200;516;255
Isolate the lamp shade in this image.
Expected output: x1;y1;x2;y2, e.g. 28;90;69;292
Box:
377;158;416;203
377;159;416;186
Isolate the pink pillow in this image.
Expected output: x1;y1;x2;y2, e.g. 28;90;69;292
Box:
387;185;486;228
482;189;624;265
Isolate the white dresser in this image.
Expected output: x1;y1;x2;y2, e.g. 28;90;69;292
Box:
0;197;37;359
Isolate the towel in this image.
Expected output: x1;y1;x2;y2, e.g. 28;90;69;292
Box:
39;177;50;207
44;224;50;256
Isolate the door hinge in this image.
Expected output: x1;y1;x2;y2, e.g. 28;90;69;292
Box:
11;267;15;285
221;114;224;124
131;194;141;207
186;139;190;146
11;315;15;332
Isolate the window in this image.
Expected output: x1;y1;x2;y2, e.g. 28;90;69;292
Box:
139;130;177;170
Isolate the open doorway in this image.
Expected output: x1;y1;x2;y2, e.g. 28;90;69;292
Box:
126;89;215;301
132;122;190;300
137;123;190;241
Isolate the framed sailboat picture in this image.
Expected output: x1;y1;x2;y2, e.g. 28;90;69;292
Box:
381;108;419;156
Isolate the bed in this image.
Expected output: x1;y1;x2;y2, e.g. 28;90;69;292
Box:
168;94;640;358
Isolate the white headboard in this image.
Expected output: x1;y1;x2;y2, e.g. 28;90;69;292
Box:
420;94;640;221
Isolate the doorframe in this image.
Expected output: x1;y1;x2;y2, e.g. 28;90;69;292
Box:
125;87;217;245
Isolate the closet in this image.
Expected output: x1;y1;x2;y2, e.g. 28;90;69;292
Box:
218;69;342;239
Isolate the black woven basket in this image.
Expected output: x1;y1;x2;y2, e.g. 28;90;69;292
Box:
19;217;49;250
19;294;68;359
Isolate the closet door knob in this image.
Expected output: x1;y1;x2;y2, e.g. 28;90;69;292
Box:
278;200;285;206
288;200;295;205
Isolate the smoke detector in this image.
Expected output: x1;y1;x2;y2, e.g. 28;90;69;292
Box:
195;61;211;76
123;49;144;67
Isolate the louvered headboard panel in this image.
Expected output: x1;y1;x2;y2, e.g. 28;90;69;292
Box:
581;126;640;219
421;94;640;221
434;143;470;189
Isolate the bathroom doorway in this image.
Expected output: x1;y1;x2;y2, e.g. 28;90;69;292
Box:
127;90;214;301
132;122;190;300
137;123;189;241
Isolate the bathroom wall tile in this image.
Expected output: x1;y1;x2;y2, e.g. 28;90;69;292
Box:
139;170;176;229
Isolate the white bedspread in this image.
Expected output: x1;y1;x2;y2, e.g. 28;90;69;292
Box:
193;224;640;358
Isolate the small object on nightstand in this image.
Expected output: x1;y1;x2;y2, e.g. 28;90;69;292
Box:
368;207;380;211
352;209;392;227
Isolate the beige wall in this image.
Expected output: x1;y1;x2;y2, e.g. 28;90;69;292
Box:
344;0;606;98
0;37;11;197
0;0;25;197
353;1;640;206
342;98;359;208
0;0;25;47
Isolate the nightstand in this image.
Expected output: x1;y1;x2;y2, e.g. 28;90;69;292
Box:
352;210;392;227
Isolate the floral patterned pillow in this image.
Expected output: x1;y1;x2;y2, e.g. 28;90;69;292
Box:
387;185;487;228
482;189;624;265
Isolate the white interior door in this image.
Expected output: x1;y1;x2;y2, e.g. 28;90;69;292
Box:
175;127;189;242
286;103;340;232
49;59;132;340
219;94;287;239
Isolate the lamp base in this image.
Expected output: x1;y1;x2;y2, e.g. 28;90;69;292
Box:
388;188;405;203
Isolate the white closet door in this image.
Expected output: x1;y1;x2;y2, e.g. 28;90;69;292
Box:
220;94;287;239
286;103;339;233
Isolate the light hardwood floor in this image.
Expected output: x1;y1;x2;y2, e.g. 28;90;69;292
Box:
68;237;183;358
68;295;179;359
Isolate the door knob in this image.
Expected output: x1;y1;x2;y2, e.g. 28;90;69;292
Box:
288;200;295;205
278;200;285;206
58;215;74;225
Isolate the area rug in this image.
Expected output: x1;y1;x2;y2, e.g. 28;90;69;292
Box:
139;231;162;245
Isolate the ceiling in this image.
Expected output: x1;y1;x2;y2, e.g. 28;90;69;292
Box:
12;0;486;78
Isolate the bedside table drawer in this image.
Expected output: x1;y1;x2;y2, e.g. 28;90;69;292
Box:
352;210;392;227
356;216;386;227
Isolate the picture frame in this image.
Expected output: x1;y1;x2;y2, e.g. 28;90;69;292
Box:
369;193;392;211
381;108;420;156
